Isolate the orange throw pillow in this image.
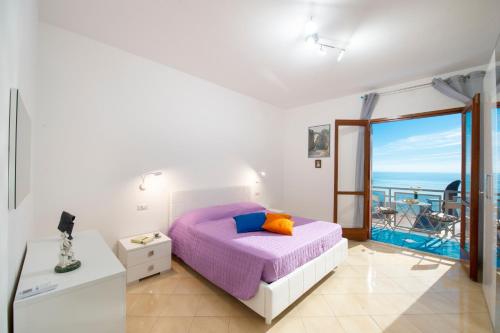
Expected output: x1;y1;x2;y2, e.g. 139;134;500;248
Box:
266;213;292;221
262;217;294;236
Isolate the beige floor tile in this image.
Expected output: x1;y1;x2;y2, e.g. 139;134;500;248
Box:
226;298;258;317
128;275;181;295
404;313;459;332
127;316;157;333
411;292;462;314
369;277;407;293
189;317;230;333
331;265;364;278
350;265;388;278
371;314;422;333
347;243;376;255
128;294;170;316
408;265;450;279
293;294;333;316
391;276;434;294
374;264;414;277
127;243;490;333
173;277;214;295
371;252;418;266
414;274;482;293
438;291;488;313
160;295;201;317
354;294;401;315
344;254;373;265
318;276;371;294
151;317;192;333
323;294;367;316
228;317;270;333
415;291;487;314
195;294;234;316
268;317;306;333
172;259;196;276
444;266;469;279
337;315;382;333
387;293;434;315
439;313;493;333
127;294;141;314
128;280;153;294
302;316;345;333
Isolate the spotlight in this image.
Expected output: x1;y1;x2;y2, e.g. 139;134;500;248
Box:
337;49;346;62
304;18;318;36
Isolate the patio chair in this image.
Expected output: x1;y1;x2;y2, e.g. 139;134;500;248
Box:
421;180;461;242
372;194;397;230
442;180;461;216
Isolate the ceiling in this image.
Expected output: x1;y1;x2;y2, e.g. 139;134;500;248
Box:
39;0;500;108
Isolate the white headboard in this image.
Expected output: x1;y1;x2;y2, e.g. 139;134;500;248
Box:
169;186;252;225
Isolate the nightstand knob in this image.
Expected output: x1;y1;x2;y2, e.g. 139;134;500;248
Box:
148;265;154;271
148;250;154;257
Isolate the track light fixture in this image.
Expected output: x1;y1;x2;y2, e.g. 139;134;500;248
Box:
304;17;347;62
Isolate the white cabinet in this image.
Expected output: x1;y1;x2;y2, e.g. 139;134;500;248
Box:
14;230;126;333
117;232;171;283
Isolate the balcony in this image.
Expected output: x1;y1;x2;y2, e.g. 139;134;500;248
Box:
371;185;462;259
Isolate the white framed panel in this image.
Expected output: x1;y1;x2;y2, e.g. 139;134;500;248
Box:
336;194;364;228
337;126;364;192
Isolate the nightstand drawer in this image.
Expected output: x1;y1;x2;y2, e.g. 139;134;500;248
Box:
127;257;170;283
126;242;171;267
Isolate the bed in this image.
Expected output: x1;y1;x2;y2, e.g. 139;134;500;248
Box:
167;186;348;324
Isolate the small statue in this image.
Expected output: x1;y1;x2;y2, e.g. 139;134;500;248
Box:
54;211;81;273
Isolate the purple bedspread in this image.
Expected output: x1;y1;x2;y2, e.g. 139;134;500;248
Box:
168;202;343;300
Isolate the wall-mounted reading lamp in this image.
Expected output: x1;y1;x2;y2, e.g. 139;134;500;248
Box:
139;171;163;191
255;171;266;184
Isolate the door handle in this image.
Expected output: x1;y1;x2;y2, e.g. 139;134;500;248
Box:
485;174;492;199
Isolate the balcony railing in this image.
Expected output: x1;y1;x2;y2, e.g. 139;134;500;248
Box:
373;186;449;212
372;185;461;240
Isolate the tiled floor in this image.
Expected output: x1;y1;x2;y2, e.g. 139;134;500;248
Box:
126;241;491;333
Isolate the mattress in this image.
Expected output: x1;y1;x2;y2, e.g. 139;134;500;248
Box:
168;202;343;300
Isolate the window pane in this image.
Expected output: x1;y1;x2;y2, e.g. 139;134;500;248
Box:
337;194;364;228
338;126;364;191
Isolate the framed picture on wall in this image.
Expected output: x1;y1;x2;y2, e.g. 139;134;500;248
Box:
308;124;330;158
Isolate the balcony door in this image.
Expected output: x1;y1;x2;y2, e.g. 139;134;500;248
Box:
461;94;481;281
334;120;371;241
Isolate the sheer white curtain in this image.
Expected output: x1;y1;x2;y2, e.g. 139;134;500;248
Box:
353;93;379;227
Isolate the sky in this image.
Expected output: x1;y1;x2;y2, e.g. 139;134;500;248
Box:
372;114;462;173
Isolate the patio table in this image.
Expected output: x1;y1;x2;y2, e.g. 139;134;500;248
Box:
394;200;432;232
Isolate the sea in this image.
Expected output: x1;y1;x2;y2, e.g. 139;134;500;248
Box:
372;172;461;190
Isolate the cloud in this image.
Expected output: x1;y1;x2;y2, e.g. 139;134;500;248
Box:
373;127;461;173
373;127;461;157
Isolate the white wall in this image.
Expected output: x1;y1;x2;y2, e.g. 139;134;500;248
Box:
35;24;284;249
0;0;38;332
281;68;488;221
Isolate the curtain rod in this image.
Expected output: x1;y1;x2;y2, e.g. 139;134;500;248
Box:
361;82;432;99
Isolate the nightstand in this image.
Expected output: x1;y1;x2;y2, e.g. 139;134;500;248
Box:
117;232;171;283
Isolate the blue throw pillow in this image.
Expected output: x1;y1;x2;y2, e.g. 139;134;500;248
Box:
233;212;266;233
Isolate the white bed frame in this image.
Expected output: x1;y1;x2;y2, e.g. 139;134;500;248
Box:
169;186;348;324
